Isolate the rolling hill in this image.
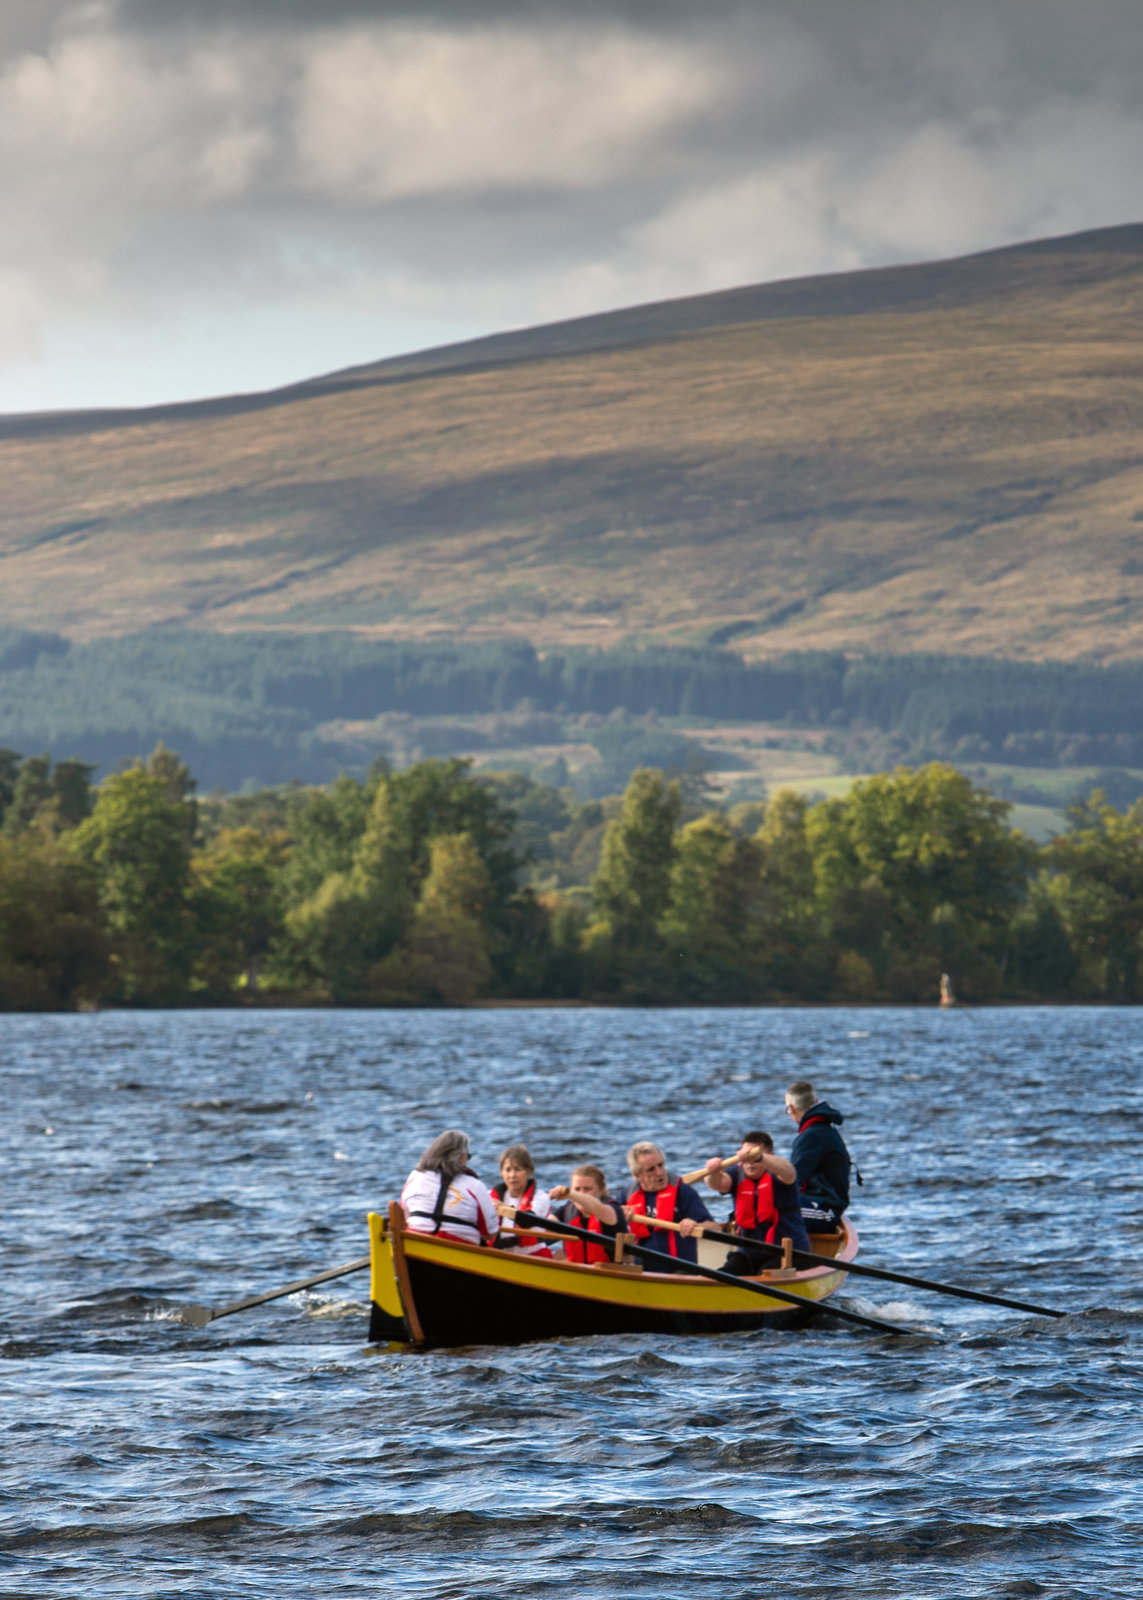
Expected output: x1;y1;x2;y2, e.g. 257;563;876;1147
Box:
4;222;1143;660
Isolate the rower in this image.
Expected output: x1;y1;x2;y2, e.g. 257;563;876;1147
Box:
785;1080;853;1235
491;1143;554;1257
617;1141;711;1270
548;1164;625;1264
399;1129;500;1246
702;1129;810;1274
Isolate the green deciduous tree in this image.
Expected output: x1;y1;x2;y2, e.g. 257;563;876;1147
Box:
0;749;21;828
49;759;97;831
370;833;493;1005
0;754;96;837
286;778;415;999
1005;877;1079;998
660;813;763;997
1046;792;1143;1000
192;826;291;995
806;763;1031;999
2;755;52;837
282;774;374;905
754;789;830;996
72;764;197;1003
0;834;109;1010
386;758;519;918
591;769;680;949
285;759;523;1000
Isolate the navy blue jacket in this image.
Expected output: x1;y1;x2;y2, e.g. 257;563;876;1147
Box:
791;1102;851;1214
615;1178;712;1265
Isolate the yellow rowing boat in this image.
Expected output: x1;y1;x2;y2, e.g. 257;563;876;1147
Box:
368;1202;856;1346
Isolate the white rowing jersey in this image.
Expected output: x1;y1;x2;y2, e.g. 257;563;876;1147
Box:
400;1169;500;1246
497;1185;553;1255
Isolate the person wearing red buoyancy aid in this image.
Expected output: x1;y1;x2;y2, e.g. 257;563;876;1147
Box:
617;1141;712;1272
702;1129;811;1275
491;1143;554;1258
547;1164;626;1264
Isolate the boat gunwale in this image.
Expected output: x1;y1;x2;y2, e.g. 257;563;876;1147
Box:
392;1216;857;1289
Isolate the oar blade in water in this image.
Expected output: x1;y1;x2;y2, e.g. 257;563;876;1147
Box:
179;1304;214;1328
177;1255;372;1329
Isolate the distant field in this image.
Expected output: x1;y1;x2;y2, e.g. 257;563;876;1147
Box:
967;763;1134;804
1005;803;1068;843
4;222;1143;661
747;771;1066;841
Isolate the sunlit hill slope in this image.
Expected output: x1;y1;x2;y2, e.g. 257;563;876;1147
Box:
4;222;1143;659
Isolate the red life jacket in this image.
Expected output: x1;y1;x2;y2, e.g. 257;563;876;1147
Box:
564;1209;610;1265
492;1177;540;1249
734;1171;778;1238
626;1184;680;1258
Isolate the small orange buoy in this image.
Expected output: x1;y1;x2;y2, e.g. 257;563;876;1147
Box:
939;972;956;1008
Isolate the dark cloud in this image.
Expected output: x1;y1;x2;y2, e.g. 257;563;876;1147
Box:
4;0;1143;408
0;0;84;57
114;0;723;28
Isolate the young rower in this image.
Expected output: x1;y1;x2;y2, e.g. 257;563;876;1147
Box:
400;1129;500;1247
703;1128;810;1274
548;1164;626;1264
491;1143;554;1257
617;1141;712;1270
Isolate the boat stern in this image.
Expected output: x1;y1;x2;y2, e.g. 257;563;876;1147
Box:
367;1210;411;1342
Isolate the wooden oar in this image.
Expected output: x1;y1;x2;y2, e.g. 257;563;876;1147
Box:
661;1219;1065;1319
681;1152;762;1185
179;1255;371;1328
508;1208;932;1339
496;1228;577;1246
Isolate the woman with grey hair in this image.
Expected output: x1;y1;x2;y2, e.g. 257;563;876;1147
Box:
400;1129;500;1246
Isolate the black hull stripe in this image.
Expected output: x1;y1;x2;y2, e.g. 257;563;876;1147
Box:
374;1254;816;1347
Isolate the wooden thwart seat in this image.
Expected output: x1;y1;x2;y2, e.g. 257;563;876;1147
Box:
804;1229;845;1259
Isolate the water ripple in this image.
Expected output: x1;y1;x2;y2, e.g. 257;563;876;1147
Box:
1;1005;1141;1598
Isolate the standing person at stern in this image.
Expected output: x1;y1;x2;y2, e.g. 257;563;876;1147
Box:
618;1141;712;1270
785;1080;853;1235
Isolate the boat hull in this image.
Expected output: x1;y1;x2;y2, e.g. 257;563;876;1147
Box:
367;1208;857;1348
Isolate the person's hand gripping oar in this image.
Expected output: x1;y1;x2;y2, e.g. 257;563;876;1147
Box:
679;1144;765;1185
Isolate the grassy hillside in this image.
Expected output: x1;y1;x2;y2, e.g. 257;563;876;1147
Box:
4;222;1143;657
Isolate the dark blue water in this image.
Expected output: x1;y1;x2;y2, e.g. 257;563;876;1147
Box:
2;1006;1141;1598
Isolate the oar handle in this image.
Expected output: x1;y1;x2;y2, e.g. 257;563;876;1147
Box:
496;1227;579;1245
619;1211;709;1236
681;1150;762;1185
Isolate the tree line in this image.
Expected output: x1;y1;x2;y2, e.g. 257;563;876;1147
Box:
2;743;1142;1010
6;627;1143;790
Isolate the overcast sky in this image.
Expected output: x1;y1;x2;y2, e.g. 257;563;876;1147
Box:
4;0;1143;413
